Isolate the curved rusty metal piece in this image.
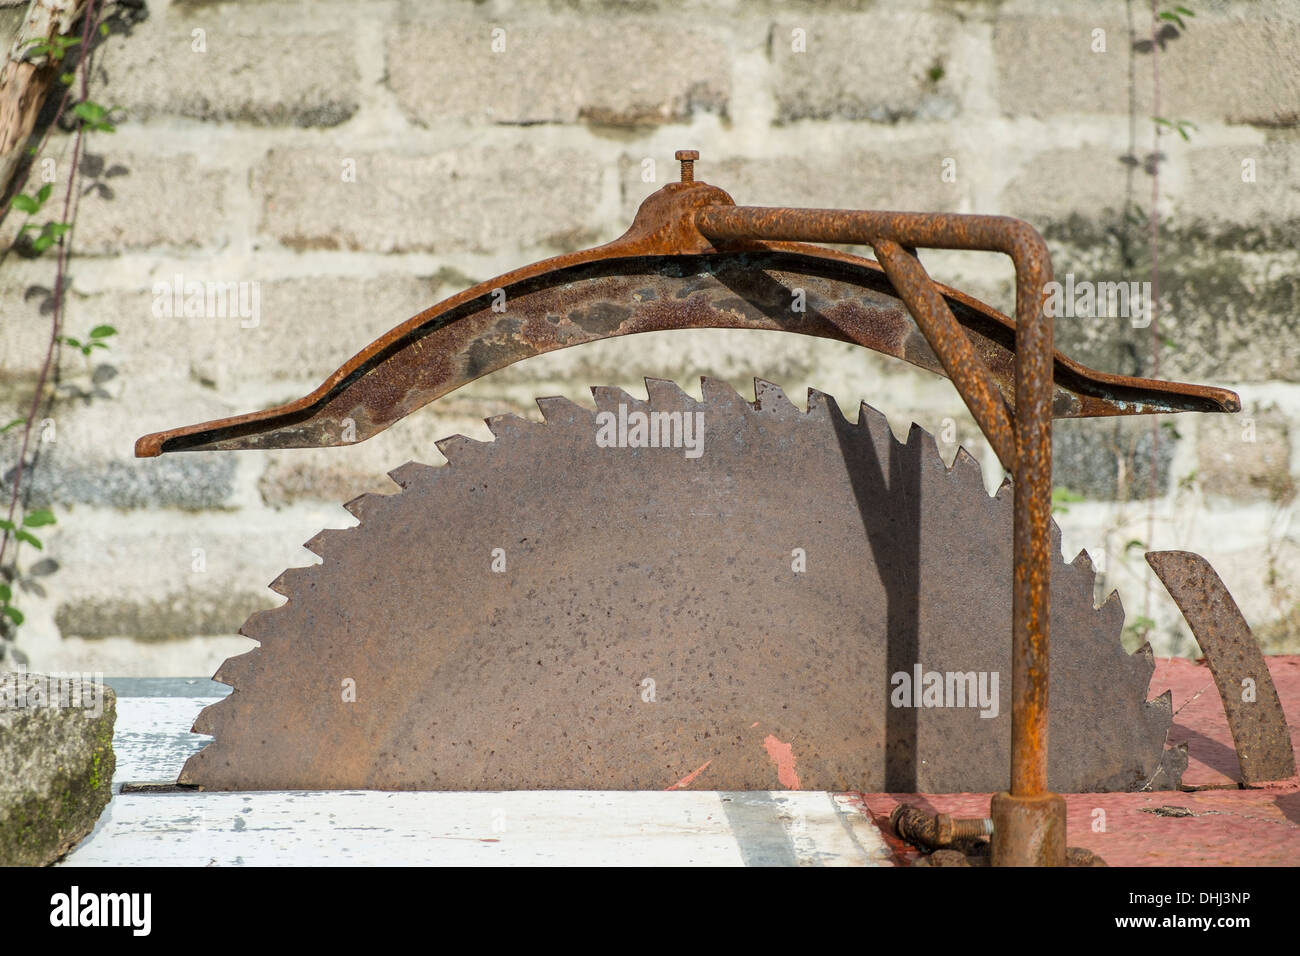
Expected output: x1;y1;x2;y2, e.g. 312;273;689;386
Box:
134;181;1239;457
1147;550;1297;784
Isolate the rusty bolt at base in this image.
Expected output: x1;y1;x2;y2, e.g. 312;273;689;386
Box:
890;804;993;849
675;149;699;182
990;791;1067;866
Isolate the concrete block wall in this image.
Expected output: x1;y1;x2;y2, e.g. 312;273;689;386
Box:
1;0;1297;673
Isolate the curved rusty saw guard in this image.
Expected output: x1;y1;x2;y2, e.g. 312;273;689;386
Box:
1148;551;1296;784
135;183;1237;459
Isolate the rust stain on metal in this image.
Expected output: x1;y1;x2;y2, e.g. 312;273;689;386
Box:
1147;551;1297;784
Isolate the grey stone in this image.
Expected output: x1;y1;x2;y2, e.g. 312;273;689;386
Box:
993;11;1300;128
0;673;115;866
12;149;233;255
771;13;960;124
5;451;237;511
1053;417;1178;501
386;13;729;127
62;274;447;394
1197;404;1294;503
95;6;359;127
256;145;604;255
54;589;274;641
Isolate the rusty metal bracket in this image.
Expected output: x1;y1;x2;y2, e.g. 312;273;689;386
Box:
1148;551;1297;784
135;152;1245;867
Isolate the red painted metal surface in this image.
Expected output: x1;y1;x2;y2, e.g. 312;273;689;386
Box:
855;656;1300;866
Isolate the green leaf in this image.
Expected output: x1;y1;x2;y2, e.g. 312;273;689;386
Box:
100;22;110;37
1176;5;1195;16
36;184;52;203
3;605;23;626
61;336;82;349
10;193;39;214
0;519;14;532
60;71;75;85
22;509;55;528
89;324;117;339
72;101;106;124
1;418;24;434
0;582;10;602
1125;538;1146;553
15;530;42;550
32;234;53;252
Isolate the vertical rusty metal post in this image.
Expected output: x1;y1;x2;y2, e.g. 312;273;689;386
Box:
695;183;1066;865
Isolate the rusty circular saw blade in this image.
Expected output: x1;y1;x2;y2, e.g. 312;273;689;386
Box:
182;378;1173;793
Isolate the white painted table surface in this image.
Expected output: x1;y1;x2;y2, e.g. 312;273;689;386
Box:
62;680;892;867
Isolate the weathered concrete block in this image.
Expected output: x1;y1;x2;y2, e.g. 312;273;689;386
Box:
1157;16;1300;129
1053;417;1177;500
771;13;960;123
66;274;446;394
999;147;1133;228
6;449;237;511
96;6;359;127
993;11;1300;128
1197;404;1294;503
256;145;604;254
386;14;729;127
54;590;272;641
1184;144;1300;245
63;150;231;254
0;673;114;866
993;14;1135;117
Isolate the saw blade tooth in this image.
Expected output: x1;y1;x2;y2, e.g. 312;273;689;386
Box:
905;421;943;464
302;528;350;557
268;565;314;597
484;414;535;440
591;384;644;413
699;376;747;409
1146;687;1173;719
1099;586;1125;634
855;400;894;437
1131;639;1156;670
387;461;437;489
190;695;232;736
434;434;488;464
238;607;281;641
535;395;594;425
753;378;797;414
342;491;391;520
949;445;985;484
213;649;257;688
1070;548;1095;575
994;476;1013;502
644;377;694;409
805;387;844;422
